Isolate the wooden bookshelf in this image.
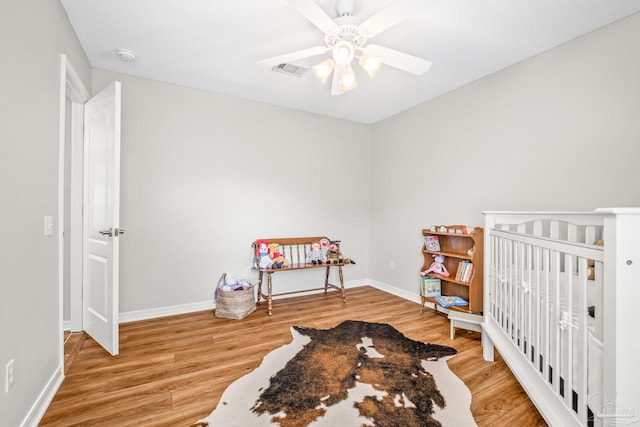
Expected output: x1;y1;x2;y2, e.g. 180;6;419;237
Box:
420;226;483;314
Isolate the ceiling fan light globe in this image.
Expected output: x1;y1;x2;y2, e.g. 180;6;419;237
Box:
332;40;354;66
359;54;382;78
338;67;358;91
313;58;335;84
335;0;355;17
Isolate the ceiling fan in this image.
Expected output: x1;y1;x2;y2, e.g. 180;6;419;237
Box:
258;0;432;95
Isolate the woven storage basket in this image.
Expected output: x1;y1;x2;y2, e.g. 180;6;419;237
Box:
215;273;256;319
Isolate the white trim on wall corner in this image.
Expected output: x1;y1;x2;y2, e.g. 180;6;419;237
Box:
344;279;369;289
117;280;421;324
119;300;215;324
367;280;423;305
117;280;372;324
21;365;64;427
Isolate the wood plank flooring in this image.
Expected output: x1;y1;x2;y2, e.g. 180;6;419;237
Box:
42;286;546;426
63;331;87;374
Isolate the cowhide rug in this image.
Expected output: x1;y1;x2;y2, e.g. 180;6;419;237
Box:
196;320;476;427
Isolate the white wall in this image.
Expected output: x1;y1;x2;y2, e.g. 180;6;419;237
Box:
369;12;640;296
0;0;91;425
92;70;371;315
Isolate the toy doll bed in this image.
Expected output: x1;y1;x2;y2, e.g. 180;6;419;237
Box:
482;209;640;427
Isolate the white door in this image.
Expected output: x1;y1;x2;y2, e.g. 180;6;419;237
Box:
82;82;122;356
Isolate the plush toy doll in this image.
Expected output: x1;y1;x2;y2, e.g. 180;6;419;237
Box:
587;240;604;280
325;240;343;264
306;241;326;265
269;242;288;269
319;238;330;256
255;240;273;269
421;254;450;277
325;240;356;264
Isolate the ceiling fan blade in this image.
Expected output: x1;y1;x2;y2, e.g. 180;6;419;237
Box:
331;64;345;96
285;0;340;35
357;0;414;38
257;46;328;68
365;44;431;75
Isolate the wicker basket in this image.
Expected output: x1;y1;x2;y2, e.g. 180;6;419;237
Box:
215;273;256;319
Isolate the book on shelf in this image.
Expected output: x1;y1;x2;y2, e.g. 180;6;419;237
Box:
424;235;441;252
434;295;469;308
421;276;441;297
455;260;474;283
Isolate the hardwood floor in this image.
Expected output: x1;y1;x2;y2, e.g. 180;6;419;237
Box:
63;331;87;374
42;286;546;426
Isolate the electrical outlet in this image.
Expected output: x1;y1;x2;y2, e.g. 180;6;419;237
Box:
44;216;53;236
5;359;15;392
389;260;396;270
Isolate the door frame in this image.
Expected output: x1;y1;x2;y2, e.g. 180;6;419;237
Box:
58;55;90;354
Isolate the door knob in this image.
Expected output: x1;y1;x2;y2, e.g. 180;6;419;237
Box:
99;228;125;237
99;228;113;237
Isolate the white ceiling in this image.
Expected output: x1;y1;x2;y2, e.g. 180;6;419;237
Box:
60;0;640;124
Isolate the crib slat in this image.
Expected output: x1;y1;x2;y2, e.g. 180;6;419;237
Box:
534;245;542;369
567;223;578;243
542;248;551;388
506;242;518;346
526;244;533;364
552;250;562;398
500;236;507;329
550;220;560;239
498;238;505;329
518;241;526;354
511;240;517;343
585;225;596;244
593;257;603;341
577;257;589;425
492;236;499;323
533;220;543;237
563;252;574;410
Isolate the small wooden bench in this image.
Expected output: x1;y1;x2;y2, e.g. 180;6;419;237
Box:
252;237;352;315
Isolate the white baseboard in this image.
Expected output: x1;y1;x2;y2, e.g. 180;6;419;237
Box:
117;280;419;324
367;279;423;305
21;364;64;427
119;300;215;324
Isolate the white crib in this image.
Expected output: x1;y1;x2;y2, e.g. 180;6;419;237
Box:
482;208;640;427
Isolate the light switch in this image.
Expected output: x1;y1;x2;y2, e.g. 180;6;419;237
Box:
44;216;53;236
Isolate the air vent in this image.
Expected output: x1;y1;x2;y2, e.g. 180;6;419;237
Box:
271;63;308;78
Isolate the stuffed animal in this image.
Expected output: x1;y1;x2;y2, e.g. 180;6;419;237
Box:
319;238;330;256
269;242;288;269
219;275;251;292
325;240;344;264
255;240;273;269
587;239;604;280
306;241;326;265
421;254;450;277
325;240;356;265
